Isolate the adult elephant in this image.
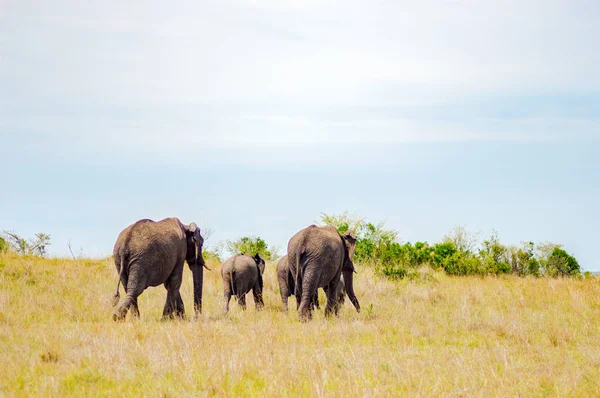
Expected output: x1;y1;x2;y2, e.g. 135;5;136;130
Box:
221;253;266;313
287;225;360;321
112;217;208;321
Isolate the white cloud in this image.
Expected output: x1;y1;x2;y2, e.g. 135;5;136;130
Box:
1;0;599;158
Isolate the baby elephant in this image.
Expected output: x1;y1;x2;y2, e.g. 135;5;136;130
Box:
277;255;319;312
221;253;266;313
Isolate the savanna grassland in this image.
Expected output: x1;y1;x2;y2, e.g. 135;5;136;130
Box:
1;252;600;396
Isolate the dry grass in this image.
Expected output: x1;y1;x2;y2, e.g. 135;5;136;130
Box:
1;252;599;396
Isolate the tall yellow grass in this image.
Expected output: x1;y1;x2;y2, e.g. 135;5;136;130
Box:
0;252;599;396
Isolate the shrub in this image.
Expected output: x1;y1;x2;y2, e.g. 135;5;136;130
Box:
536;242;563;274
202;250;222;262
546;248;581;277
2;231;51;257
376;261;407;279
320;212;400;266
443;252;483;276
319;212;581;279
225;236;276;261
431;242;457;269
443;225;479;255
512;242;540;277
413;242;432;265
0;237;7;253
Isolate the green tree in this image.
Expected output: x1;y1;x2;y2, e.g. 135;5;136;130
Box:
546;247;580;277
431;242;457;268
225;236;276;261
30;233;51;257
443;225;480;255
320;212;400;265
2;231;51;257
536;242;563;274
508;242;540;276
479;231;510;274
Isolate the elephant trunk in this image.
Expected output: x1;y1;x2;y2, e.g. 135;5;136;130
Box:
192;261;204;315
343;269;360;313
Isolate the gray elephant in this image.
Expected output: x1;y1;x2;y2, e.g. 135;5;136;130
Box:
287;225;360;321
112;217;208;321
221;253;266;313
276;255;320;312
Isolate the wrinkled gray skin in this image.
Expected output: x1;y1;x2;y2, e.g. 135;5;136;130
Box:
278;255;358;313
287;225;360;322
221;254;266;313
276;255;318;312
112;217;207;321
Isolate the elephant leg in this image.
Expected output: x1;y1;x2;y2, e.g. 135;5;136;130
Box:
174;292;185;318
280;289;289;312
120;279;140;319
130;297;140;319
325;278;341;318
252;283;264;311
313;289;321;310
162;268;184;320
238;294;247;311
278;275;290;312
294;277;302;312
113;272;145;322
298;274;318;322
223;282;233;313
223;293;232;313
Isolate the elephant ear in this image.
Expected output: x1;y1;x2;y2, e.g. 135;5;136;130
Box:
186;222;197;237
185;223;202;262
343;230;357;246
341;230;357;272
257;266;264;292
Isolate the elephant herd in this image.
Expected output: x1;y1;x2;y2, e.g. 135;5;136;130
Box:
111;217;360;322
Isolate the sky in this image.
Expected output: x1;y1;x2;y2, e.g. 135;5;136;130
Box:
1;0;599;270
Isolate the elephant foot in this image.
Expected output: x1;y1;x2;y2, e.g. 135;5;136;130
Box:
299;311;312;323
112;311;126;322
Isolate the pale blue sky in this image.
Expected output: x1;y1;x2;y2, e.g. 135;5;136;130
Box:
1;1;599;269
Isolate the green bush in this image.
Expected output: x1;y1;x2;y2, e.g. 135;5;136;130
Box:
431;242;457;268
546;248;581;277
443;253;483;276
2;231;51;257
225;236;276;261
508;242;540;276
320;212;581;280
0;237;7;253
202;250;222;262
376;261;407;279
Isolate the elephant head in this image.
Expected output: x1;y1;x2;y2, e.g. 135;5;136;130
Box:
340;230;360;312
185;222;207;314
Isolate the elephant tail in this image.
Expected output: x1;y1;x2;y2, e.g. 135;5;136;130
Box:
230;270;236;297
111;260;125;307
294;251;304;293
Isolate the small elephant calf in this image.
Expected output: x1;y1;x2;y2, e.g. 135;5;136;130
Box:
277;255;319;312
221;253;266;313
